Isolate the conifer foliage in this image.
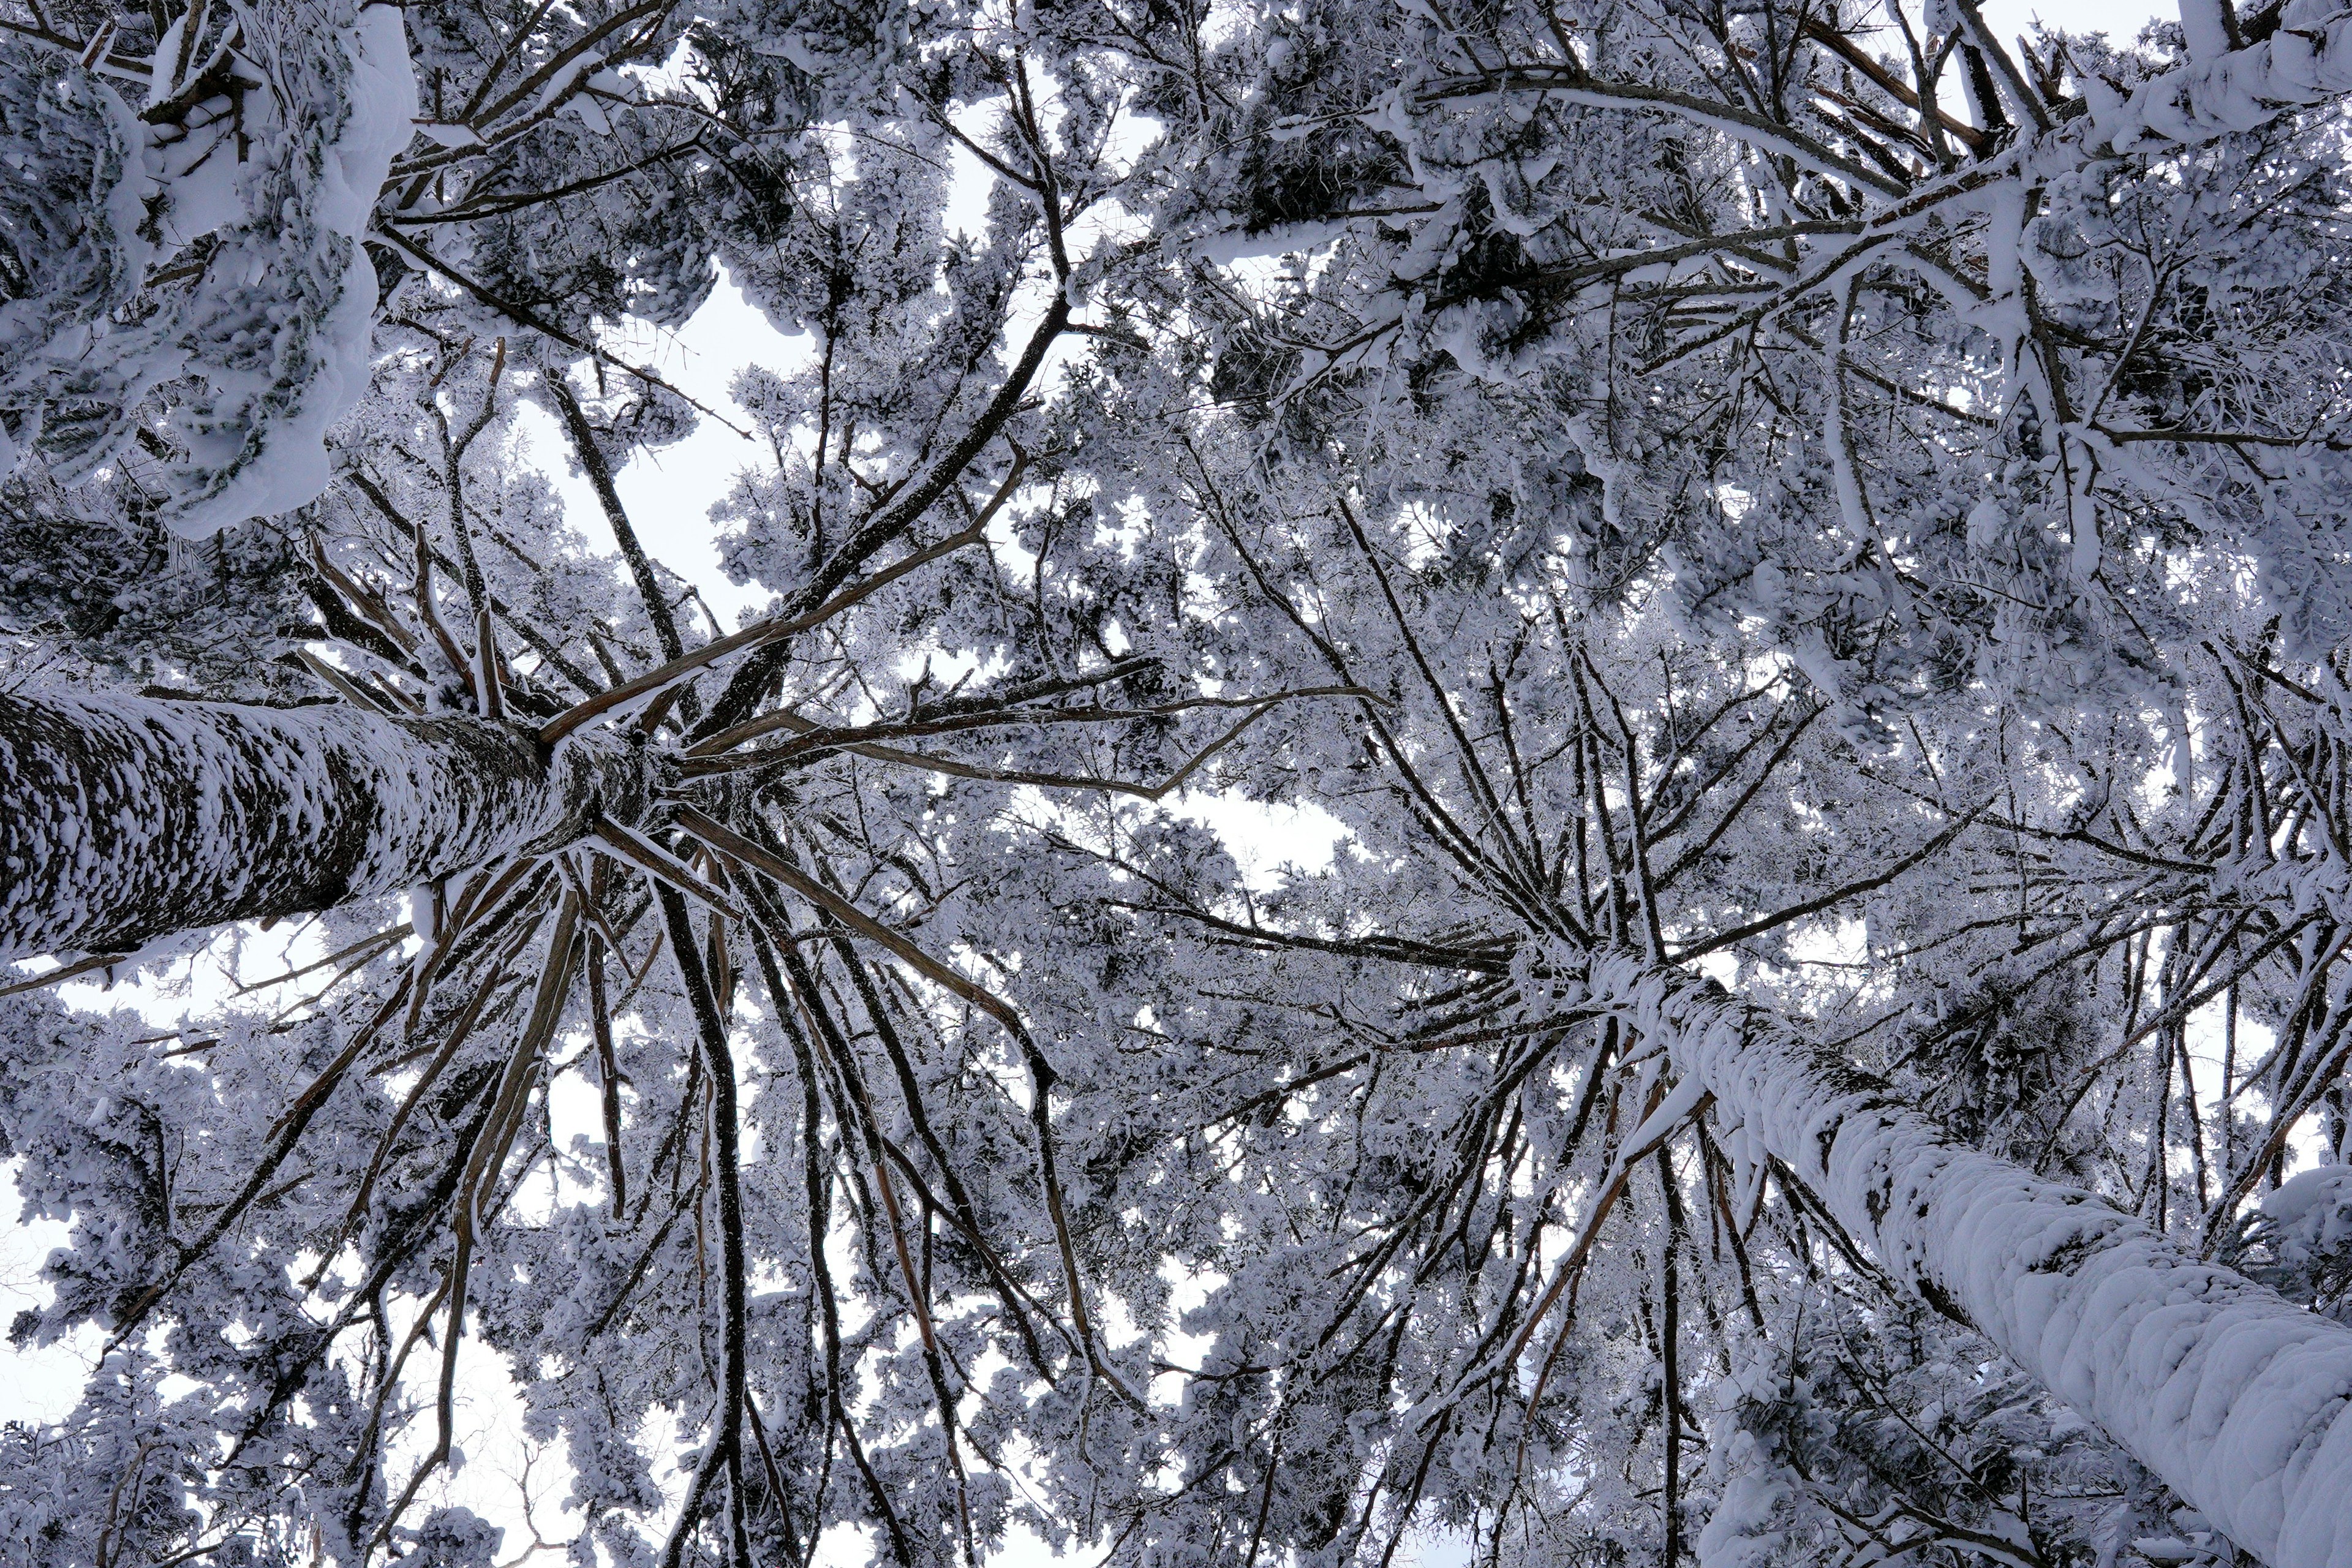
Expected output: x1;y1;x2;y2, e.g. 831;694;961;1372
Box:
7;4;2352;1568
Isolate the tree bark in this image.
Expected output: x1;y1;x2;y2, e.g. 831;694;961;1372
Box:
0;689;650;958
1585;954;2352;1568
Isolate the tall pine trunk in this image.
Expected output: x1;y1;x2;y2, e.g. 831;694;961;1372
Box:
1588;956;2352;1568
0;689;648;958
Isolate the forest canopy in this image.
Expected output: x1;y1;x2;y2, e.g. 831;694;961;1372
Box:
7;4;2352;1568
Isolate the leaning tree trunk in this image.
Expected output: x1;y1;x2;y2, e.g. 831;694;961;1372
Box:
1583;954;2352;1568
0;688;649;959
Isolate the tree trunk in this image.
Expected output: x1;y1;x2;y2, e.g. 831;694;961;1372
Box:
0;688;649;959
1586;955;2352;1568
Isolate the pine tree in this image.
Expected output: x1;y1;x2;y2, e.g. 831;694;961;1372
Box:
9;6;2352;1568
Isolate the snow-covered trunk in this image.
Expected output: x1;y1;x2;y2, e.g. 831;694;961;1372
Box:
1585;955;2352;1568
0;690;649;958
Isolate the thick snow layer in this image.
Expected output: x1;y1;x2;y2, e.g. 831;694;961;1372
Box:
0;4;416;530
165;2;417;536
1190;217;1354;266
2091;2;2352;153
1579;953;2352;1568
1697;1434;1792;1568
2262;1168;2352;1272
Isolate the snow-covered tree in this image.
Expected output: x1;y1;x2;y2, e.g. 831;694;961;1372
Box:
10;4;2352;1568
